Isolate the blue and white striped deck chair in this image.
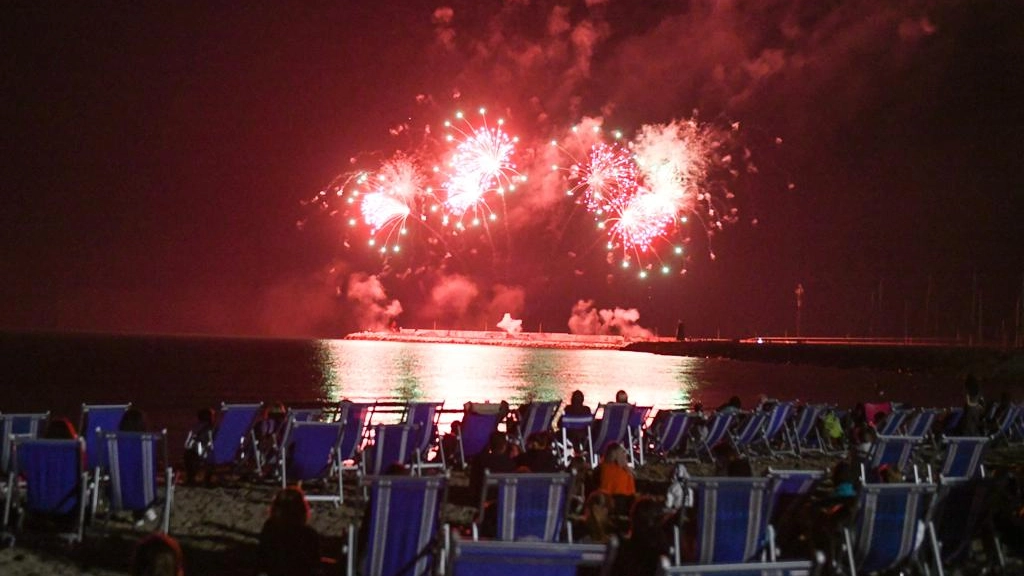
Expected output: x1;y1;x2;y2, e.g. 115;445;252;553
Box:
512;401;560;448
840;482;942;576
934;477;1005;570
3;438;90;543
990;404;1022;445
591;403;634;467
682;476;776;564
364;424;415;476
348;474;447;576
933;436;988;481
878;409;910;436
652;411;698;461
696;412;736;463
765;468;825;529
903;409;938;443
79;403;131;469
729;411;768;458
98;430;174;533
207;402;263;471
457;404;505;469
861;435;919;483
656;556;820;576
404;401;445;473
280;420;346;504
940;407;963;437
558;413;594;468
751;402;795;457
336;402;370;492
473;471;574;542
789;405;824;457
450;533;618;576
629;405;654;465
0;412;50;478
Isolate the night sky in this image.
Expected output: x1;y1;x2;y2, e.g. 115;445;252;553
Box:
2;1;1022;340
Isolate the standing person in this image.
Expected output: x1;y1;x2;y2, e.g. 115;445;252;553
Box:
956;374;986;436
257;487;321;576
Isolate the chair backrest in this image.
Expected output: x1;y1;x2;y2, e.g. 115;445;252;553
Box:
13;437;86;515
281;420;345;482
209;403;262;466
100;430;167;512
0;412;50;474
362;475;446;576
517;401;561;442
865;435;916;482
656;557;817;575
938;436;988;480
704;413;736;448
934;477;996;565
765;468;825;524
285;407;323;423
791;405;823;442
593;403;633;455
904;409;937;440
992;404;1022;439
80;403;131;468
404;401;444;457
762;402;794;441
366;424;415;476
732;412;768;448
451;535;618;576
459;405;505;467
338;402;371;462
484;471;572;542
847;482;936;574
655;412;695;454
629;406;654;431
878;410;909;436
687;476;773;563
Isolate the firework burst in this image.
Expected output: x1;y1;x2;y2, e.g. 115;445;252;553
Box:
442;109;523;218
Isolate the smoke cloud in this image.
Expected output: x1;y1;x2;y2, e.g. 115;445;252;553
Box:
346;273;403;331
567;299;653;338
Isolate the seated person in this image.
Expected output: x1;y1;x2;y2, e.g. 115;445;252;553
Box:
515;431;559;473
595;442;636;516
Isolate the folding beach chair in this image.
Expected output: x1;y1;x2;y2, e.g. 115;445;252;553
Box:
650;411;698;462
940;407;963;437
695;412;736;463
557;413;594;468
79;403;131;468
364;424;415;476
729;411;768;458
990;404;1022;445
279;420;346;504
0;412;50;477
680;476;776;564
933;476;1005;570
903;409;938;443
840;482;942;576
457;402;506;469
450;533;619;576
347;474;447;576
472;471;574;542
286;407;323;424
629;405;653;465
3;438;90;544
97;430;174;533
932;435;988;481
336;402;370;495
750;402;795;457
877;409;910;436
789;405;825;457
511;401;560;448
860;435;919;483
765;468;826;529
655;556;820;576
403;401;445;473
203;402;263;475
591;402;633;467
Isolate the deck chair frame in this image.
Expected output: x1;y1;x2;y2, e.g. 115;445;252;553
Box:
279;419;346;504
3;437;91;544
96;430;174;533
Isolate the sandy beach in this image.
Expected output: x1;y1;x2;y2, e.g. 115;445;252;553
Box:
1;443;1022;575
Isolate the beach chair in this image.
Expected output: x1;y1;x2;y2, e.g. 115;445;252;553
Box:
695;412;736;463
204;402;263;474
336;402;370;495
877;409;910;436
629;405;653;465
750;402;795;457
729;411;768;458
591;402;633;467
860;435;919;483
0;412;50;477
680;476;776;564
457;402;506;469
839;482;942;576
79;403;131;469
346;474;447;576
97;430;174;533
940;407;963;437
557;413;594;468
903;409;938;443
403;401;445;473
450;533;619;576
285;407;323;423
511;401;560;448
650;411;699;462
789;405;825;457
279;420;346;504
655;555;821;575
363;424;415;476
933;476;1005;570
472;471;574;542
3;438;90;544
990;404;1022;445
765;468;826;529
932;435;988;481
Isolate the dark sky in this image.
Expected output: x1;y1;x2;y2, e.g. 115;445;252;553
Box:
2;0;1022;340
